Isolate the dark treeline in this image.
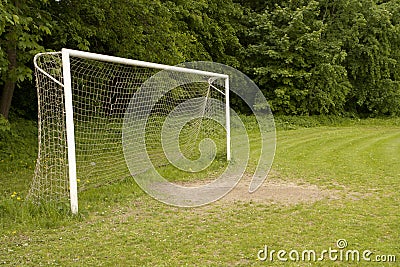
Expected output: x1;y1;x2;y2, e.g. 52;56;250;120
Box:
1;0;399;119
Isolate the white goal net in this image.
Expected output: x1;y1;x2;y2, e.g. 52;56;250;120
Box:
29;49;229;212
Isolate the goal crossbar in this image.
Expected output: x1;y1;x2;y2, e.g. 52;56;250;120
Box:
35;49;229;81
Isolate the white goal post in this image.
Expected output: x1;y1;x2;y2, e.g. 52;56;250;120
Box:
30;48;230;214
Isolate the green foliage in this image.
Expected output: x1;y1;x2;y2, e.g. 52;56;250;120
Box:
0;0;51;84
246;0;400;116
0;1;9;75
0;114;10;132
273;114;399;130
323;0;400;115
2;0;400;118
246;1;351;115
0;0;52;119
165;0;246;67
48;0;245;66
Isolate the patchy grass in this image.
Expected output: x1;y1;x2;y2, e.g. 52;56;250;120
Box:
0;116;399;266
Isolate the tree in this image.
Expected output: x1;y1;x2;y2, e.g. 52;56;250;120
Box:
319;0;400;115
233;0;281;12
0;0;51;119
47;0;213;65
164;0;245;67
245;0;400;116
246;0;351;115
347;0;400;115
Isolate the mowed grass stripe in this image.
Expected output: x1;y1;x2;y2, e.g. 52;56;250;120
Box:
275;126;400;191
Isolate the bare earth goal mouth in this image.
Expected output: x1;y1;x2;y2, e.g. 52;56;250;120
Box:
30;49;276;213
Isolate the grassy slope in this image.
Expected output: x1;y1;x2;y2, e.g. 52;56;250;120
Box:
0;117;399;266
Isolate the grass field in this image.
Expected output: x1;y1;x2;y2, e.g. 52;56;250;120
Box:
0;116;399;266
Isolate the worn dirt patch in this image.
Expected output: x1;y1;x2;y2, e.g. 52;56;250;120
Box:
175;171;339;205
221;176;337;205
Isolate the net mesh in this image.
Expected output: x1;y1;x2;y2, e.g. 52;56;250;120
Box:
29;52;226;203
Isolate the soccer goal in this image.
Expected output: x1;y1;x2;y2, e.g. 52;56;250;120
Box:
30;49;230;214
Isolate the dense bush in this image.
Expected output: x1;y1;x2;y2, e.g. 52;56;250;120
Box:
245;0;400;116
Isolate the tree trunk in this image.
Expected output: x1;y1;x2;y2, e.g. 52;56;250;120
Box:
0;44;17;120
